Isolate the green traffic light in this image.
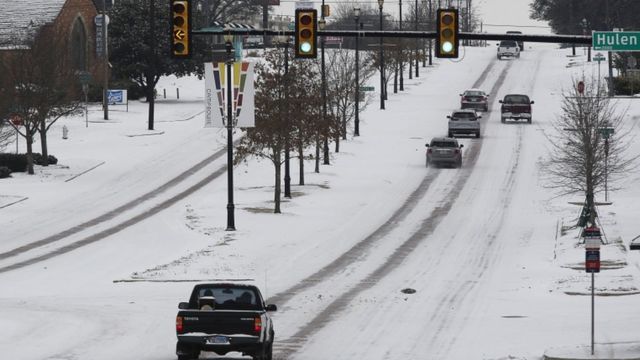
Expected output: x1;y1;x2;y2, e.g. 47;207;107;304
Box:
442;41;453;53
300;42;312;53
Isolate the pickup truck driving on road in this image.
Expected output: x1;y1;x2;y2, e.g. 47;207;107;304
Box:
175;283;277;360
499;94;534;123
497;40;520;60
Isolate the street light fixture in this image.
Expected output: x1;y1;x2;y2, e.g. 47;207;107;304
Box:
223;32;236;231
354;7;361;136
378;0;385;110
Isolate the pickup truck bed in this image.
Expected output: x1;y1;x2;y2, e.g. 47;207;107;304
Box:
175;283;277;360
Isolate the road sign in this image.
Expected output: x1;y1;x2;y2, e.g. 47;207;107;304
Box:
593;53;606;62
577;81;585;94
599;127;614;138
585;250;600;273
360;86;374;92
593;31;640;51
77;71;92;85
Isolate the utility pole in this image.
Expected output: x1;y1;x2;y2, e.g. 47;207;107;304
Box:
378;0;385;110
102;0;109;120
399;0;404;91
321;0;330;164
284;39;291;198
354;9;361;136
148;0;155;130
414;0;419;78
428;0;433;65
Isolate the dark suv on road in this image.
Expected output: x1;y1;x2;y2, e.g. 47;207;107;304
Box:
425;137;464;168
499;94;534;123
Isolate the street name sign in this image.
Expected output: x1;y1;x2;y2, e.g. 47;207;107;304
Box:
593;53;606;62
593;31;640;51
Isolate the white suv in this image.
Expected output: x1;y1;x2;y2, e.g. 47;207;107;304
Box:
497;40;520;60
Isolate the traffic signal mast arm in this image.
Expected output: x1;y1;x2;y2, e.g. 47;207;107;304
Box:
192;28;592;44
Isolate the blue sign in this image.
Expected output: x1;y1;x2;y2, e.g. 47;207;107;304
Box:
107;89;127;105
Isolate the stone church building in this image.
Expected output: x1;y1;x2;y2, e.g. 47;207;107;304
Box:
0;0;105;80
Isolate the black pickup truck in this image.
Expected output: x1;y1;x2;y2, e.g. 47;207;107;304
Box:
175;283;277;360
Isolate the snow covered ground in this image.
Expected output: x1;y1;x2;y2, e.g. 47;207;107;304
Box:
1;44;640;360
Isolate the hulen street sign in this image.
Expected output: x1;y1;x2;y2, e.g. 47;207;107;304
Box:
593;31;640;51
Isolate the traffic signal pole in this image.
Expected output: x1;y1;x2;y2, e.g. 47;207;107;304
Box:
192;28;592;45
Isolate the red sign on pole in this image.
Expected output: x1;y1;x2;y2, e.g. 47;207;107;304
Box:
585;250;600;273
577;80;585;94
9;114;23;126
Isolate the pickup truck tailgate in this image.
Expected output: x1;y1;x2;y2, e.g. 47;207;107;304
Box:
179;310;261;335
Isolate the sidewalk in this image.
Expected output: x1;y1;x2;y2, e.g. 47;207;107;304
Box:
545;343;640;360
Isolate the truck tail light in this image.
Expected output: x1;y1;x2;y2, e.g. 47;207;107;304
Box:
454;149;460;154
427;148;432;154
176;316;184;333
254;317;262;333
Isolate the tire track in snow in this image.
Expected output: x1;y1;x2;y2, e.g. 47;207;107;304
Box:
270;59;516;359
421;52;545;358
268;60;501;308
0;141;236;273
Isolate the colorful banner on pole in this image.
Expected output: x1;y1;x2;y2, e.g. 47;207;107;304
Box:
204;61;255;128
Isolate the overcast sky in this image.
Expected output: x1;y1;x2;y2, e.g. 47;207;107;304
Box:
272;0;552;34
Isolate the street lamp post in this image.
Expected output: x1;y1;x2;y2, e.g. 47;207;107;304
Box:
102;0;109;121
414;0;419;77
321;3;329;165
224;33;236;231
354;8;361;136
378;0;385;110
426;0;433;66
282;36;292;198
398;0;403;91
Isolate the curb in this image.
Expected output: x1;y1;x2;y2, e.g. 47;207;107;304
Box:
544;343;640;360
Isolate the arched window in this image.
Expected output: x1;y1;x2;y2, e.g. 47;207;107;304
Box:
70;18;87;71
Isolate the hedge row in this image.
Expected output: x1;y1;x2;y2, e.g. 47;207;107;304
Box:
0;153;58;173
0;166;10;178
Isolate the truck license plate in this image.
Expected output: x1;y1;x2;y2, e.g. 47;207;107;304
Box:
207;336;229;345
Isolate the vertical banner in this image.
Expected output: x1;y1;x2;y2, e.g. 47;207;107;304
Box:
204;62;225;127
235;61;255;127
204;61;255;128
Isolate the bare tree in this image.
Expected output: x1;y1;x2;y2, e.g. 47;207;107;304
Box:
235;50;324;213
544;75;636;227
0;30;82;173
325;47;376;150
0;121;14;152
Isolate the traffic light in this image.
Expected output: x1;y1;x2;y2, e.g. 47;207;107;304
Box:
436;8;459;58
171;0;191;57
295;9;317;59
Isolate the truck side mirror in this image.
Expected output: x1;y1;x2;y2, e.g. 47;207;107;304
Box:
266;304;277;312
178;302;190;309
499;100;503;103
478;115;482;119
459;144;464;148
530;100;535;104
425;144;429;147
446;115;451;119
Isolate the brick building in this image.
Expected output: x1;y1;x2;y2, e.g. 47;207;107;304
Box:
0;0;103;80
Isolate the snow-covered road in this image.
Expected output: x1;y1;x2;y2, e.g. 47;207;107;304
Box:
1;45;639;360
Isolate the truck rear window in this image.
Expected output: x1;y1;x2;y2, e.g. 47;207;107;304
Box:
195;286;261;310
500;41;517;47
504;95;530;104
431;141;457;147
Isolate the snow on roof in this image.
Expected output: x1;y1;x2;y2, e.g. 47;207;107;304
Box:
0;0;67;45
